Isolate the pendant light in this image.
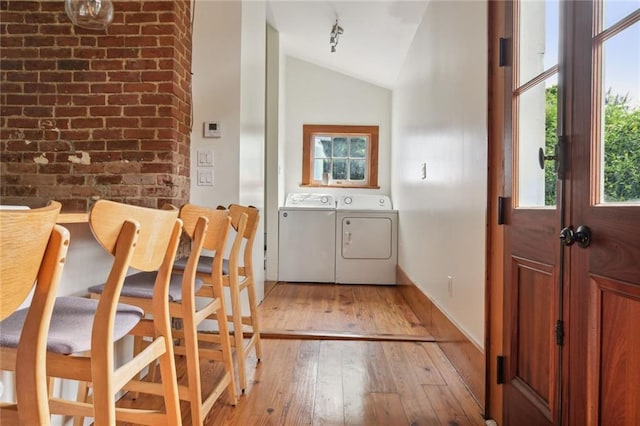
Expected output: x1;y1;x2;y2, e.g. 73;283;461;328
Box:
65;0;114;30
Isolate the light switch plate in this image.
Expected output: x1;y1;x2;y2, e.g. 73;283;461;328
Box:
197;169;213;186
197;150;213;167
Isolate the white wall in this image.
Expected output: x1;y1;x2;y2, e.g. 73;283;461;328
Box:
392;0;487;348
265;24;280;281
190;0;266;317
284;56;392;197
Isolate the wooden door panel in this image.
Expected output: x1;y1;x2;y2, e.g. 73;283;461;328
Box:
506;257;557;424
588;276;640;426
590;207;640;283
511;209;557;264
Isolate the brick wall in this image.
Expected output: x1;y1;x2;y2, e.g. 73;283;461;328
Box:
0;0;192;211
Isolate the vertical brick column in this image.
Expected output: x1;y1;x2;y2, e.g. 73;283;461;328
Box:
0;0;192;210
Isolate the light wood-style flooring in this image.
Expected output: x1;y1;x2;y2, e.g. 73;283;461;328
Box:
117;283;485;425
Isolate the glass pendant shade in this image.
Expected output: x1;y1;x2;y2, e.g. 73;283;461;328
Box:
65;0;114;30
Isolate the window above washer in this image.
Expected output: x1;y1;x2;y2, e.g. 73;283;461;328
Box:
301;124;379;188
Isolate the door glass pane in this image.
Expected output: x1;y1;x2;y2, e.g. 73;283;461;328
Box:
604;0;640;30
517;75;559;207
600;21;640;203
518;0;559;85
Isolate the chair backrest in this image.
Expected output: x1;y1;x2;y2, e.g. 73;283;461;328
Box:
0;201;69;425
179;204;231;288
180;204;231;253
89;200;181;272
0;201;64;319
87;200;182;361
228;204;259;272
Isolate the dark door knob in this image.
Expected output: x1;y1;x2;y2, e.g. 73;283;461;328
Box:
559;225;591;248
538;146;557;170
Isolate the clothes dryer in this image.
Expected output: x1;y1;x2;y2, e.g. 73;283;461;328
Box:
335;195;398;284
278;193;336;283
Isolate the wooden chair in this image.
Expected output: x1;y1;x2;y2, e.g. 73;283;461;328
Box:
0;200;183;425
174;204;262;392
87;204;238;425
0;202;68;425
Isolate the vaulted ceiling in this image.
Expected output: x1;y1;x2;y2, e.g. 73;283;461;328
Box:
266;1;429;89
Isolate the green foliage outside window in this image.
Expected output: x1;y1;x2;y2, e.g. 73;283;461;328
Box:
544;86;640;205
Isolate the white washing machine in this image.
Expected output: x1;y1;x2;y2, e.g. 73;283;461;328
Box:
278;193;336;283
335;194;398;285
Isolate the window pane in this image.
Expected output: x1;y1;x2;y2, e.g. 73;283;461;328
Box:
333;159;348;180
333;137;348;157
517;75;558;207
350;137;367;158
350;160;366;180
600;21;640;203
604;0;639;29
313;159;324;180
314;136;331;158
518;0;559;85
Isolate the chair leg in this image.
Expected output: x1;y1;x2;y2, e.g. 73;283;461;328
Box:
156;323;181;425
246;277;262;361
74;380;89;426
216;300;238;406
182;311;204;426
228;280;247;392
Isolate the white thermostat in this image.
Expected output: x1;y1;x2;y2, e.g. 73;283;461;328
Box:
203;121;221;138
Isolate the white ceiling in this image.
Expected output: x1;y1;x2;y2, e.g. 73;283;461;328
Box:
266;1;429;89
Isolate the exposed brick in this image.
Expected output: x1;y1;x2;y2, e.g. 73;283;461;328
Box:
123;128;156;139
71;117;104;129
23;106;53;117
40;72;73;83
108;71;141;82
91;83;123;93
89;106;122;116
0;0;192;210
123;82;156;93
73;71;108;82
57;175;86;185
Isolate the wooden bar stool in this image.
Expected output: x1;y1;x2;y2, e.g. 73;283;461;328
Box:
1;200;183;425
174;204;262;392
0;202;68;425
87;205;238;425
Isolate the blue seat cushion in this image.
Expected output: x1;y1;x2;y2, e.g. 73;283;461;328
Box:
88;272;204;303
0;296;143;355
173;256;229;276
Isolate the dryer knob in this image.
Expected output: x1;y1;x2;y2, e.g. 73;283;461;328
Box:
344;196;352;204
321;196;329;204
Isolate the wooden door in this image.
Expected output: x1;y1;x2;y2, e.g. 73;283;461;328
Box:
502;0;565;424
502;1;640;424
567;3;640;425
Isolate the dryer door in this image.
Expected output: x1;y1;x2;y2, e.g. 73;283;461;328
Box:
341;216;392;259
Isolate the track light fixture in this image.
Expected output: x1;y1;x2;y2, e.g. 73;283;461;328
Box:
65;0;114;30
330;19;343;53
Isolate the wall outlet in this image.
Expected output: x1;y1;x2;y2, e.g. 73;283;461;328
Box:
447;275;453;296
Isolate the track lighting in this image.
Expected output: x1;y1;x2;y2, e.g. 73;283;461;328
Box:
65;0;114;30
330;19;343;53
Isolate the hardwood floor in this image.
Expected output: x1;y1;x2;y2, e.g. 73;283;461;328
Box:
116;283;485;425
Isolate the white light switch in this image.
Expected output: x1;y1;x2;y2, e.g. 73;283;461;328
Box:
197;150;213;167
197;169;213;186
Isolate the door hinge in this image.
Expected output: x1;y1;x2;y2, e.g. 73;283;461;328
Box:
496;355;505;384
555;320;565;346
499;37;509;67
497;196;507;225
